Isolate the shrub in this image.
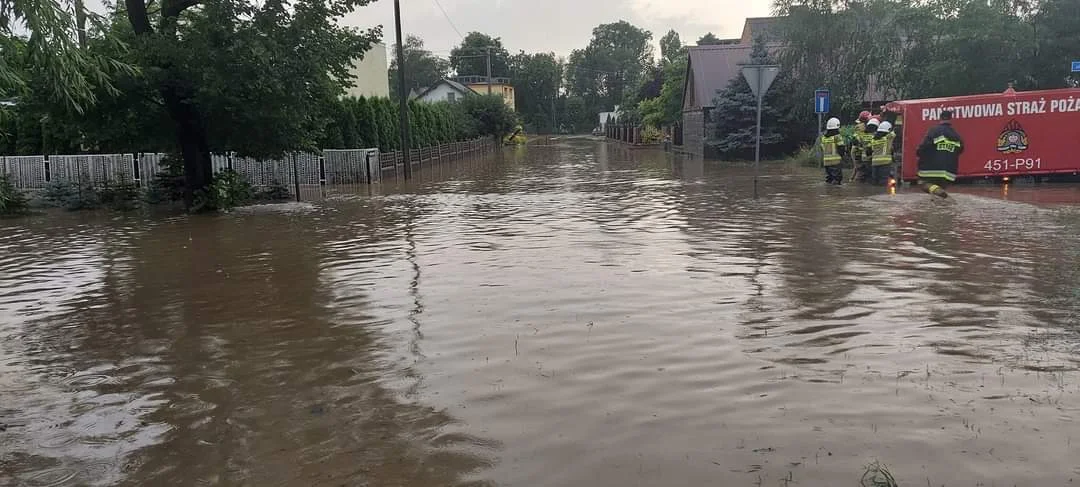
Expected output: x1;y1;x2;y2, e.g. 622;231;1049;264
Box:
0;174;29;215
254;181;292;202
38;180;100;211
193;168;252;212
146;154;186;204
96;174;141;211
641;126;664;144
787;145;819;167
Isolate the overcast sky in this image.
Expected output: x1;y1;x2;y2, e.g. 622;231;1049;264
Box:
344;0;774;60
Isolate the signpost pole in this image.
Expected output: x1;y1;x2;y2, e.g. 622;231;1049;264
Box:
741;65;780;200
754;88;762;200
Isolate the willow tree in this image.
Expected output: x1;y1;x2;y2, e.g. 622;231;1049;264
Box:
1;0;126;116
121;0;380;206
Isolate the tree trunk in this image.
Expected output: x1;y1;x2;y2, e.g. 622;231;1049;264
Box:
125;0;213;208
161;84;213;208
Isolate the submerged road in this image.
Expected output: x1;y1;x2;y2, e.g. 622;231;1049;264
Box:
2;138;1079;486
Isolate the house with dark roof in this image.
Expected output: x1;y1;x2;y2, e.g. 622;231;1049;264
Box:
680;44;755;158
412;79;477;104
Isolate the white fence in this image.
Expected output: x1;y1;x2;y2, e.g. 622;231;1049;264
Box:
0;138;491;195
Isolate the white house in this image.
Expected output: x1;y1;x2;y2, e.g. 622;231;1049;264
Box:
411;79;477;103
345;42;390;98
598;105;622;130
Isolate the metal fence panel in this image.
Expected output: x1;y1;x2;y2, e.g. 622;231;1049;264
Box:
287;152;321;186
211;153;230;174
323;149;363;185
366;150;380;183
50;154;132;187
137;153;166;185
1;156;47;189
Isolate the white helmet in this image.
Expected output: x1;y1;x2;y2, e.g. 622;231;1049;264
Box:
826;117;841;130
866;118;880;128
877;121;892;133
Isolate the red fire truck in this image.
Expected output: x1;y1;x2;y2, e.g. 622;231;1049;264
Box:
884;87;1080;183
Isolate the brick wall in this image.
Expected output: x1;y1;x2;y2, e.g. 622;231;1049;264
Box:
682;110;705;157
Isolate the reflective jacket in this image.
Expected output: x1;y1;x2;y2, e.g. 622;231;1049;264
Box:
870;132;896;166
855;131;876;162
916;122;964;181
820;133;844;166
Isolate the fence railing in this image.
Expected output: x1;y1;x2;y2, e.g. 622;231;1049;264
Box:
0;138;493;194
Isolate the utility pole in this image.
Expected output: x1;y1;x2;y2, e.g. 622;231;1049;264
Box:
486;46;493;95
393;0;412;178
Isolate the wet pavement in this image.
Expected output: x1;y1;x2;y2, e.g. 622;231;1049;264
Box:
2;138;1080;486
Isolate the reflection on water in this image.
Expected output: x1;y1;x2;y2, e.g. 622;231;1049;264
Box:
2;138;1080;486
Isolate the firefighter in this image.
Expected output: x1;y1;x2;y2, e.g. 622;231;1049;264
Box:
869;121;896;186
820;117;845;184
852;117;878;183
916;110;963;198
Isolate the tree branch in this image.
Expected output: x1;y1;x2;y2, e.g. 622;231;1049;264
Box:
162;0;202;19
125;0;153;35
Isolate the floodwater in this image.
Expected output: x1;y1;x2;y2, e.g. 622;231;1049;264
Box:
2;138;1080;487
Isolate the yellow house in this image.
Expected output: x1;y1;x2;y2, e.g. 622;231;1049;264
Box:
452;76;515;110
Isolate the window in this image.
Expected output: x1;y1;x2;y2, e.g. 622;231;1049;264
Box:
447;92;456;102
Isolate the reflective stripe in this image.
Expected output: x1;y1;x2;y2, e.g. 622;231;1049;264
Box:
918;170;956;182
870;134;894;166
932;136;962;153
820;135;842;165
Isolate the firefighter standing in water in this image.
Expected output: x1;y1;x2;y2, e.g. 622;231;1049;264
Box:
820;117;845;184
916;109;963;198
852;117;878;182
869;120;896;186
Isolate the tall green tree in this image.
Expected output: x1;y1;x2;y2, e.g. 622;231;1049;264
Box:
388;35;451;99
0;0;129;116
450;32;510;77
120;0;380;206
659;30;686;65
565;21;653;129
508;51;562;133
708;36;796;158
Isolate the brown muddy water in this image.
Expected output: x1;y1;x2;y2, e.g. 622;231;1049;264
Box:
2;138;1080;486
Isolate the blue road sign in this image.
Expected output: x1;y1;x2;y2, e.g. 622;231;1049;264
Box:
814;89;830;114
1072;61;1080;73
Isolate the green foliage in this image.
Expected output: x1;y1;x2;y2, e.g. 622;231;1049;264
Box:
0;0;134;118
566;21;654;130
707;37;797;159
638;51;687;128
773;0;1080;129
389;35;451;99
0;173;29;214
508;52;562;133
145;154;185;204
450;32;510;77
640;126;663;144
38;180;100;210
193;169;252;212
697;32;737;46
254;182;291;202
319;95;507;150
659;30;686;65
96;174;140;210
455;94;518;141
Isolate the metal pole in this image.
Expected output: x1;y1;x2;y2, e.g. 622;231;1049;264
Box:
486;47;493;95
291;153;301;202
754;78;763;200
393;0;412;179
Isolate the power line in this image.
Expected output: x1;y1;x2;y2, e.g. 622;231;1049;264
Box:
432;0;464;40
